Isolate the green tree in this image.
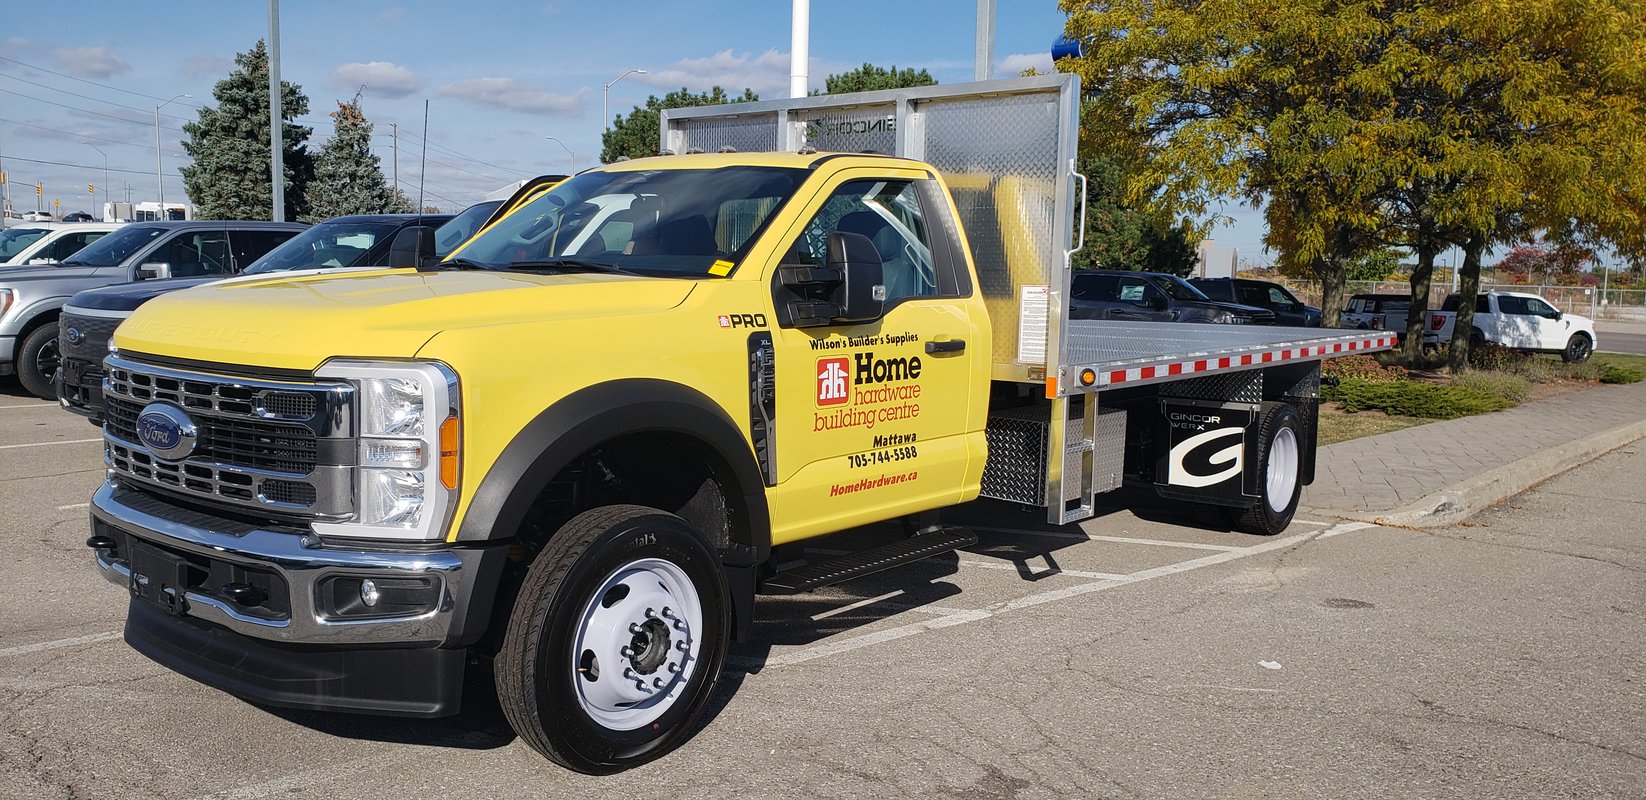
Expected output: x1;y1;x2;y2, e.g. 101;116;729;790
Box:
600;87;759;163
1072;151;1199;276
180;41;313;220
818;64;935;95
1345;248;1402;282
304;99;411;220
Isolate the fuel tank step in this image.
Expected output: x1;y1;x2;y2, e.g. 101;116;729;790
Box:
757;526;977;595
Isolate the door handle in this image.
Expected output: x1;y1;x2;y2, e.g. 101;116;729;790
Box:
925;339;966;354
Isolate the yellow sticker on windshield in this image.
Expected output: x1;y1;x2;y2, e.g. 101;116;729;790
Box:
708;260;734;276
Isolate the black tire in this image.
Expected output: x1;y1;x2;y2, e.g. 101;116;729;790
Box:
1233;402;1304;536
496;505;729;774
16;324;61;400
1469;329;1485;349
1561;333;1592;363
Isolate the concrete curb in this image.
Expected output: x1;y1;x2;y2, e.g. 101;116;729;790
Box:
1303;416;1646;528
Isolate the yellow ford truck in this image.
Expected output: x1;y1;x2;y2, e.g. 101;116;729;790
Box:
85;76;1392;773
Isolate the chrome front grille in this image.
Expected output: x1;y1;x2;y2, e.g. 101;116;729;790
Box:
102;355;354;519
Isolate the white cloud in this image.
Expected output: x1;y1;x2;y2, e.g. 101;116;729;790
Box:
332;61;424;99
437;78;586;116
179;55;234;79
633;49;794;97
51;46;129;79
998;52;1055;77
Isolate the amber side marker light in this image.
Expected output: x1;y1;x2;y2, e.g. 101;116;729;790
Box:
1079;368;1097;387
439;416;460;490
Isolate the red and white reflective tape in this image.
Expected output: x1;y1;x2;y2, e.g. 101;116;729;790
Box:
1095;333;1395;388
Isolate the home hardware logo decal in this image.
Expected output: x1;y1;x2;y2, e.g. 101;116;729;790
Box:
816;357;850;406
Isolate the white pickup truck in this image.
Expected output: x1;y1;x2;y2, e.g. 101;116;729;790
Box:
1425;291;1597;362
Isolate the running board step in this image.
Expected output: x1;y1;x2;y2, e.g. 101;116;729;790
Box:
758;526;977;595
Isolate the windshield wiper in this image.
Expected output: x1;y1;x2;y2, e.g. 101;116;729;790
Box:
506;258;642;276
433;257;495;271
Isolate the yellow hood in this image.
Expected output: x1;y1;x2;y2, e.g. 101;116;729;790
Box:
113;269;696;371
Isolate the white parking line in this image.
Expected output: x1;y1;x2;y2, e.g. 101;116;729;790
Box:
0;630;121;658
974;526;1245;552
0;437;102;450
957;559;1130;581
56;502;90;510
748;520;1372;669
0;403;57;410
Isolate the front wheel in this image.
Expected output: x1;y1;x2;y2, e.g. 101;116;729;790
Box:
1233;403;1303;535
17;325;61;400
1561;333;1592;363
496;505;729;774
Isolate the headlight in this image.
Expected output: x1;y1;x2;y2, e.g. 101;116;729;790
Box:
0;289;13;319
312;360;460;541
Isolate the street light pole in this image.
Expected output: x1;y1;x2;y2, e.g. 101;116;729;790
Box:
544;137;576;173
154;93;190;218
83;142;108;220
602;69;648;138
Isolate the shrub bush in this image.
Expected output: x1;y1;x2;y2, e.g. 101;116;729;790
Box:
1599;364;1644;384
1324;377;1513;419
1450;370;1532;403
1324;354;1408;383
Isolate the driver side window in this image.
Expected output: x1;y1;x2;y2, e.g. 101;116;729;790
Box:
787;179;937;304
151;231;232;277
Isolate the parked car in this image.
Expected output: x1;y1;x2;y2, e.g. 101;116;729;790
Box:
61;212;96;222
1070;269;1276;324
1340;293;1410;332
1189;277;1321;326
55;213;454;420
1424;291;1596;362
0;220;307;399
1;223;123;268
21;211;54;222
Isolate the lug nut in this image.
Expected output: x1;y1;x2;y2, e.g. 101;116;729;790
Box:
623;668;636;680
660;606;674;619
667;663;682;674
620;646;635;658
652;677;665;689
629;622;644;634
675;641;689;652
644;607;658;619
673;620;687;631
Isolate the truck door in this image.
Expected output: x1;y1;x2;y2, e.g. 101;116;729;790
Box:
1495;295;1541;348
1521;296;1569;349
763;171;986;544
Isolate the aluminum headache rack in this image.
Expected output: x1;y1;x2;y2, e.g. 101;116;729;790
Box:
665;77;1392;524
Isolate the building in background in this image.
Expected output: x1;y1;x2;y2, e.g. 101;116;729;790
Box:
105;201;191;222
1195;238;1238;278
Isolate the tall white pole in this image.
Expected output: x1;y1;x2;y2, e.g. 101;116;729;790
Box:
268;0;285;221
790;0;809;98
975;0;996;81
154;94;190;217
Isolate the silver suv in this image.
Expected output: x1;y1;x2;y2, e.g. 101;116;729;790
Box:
0;220;307;398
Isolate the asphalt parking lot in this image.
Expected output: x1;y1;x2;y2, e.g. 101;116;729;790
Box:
1;382;1641;799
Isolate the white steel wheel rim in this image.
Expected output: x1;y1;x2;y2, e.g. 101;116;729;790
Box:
1266;426;1299;514
570;557;704;731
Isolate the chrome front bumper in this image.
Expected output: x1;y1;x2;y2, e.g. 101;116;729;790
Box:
89;481;503;647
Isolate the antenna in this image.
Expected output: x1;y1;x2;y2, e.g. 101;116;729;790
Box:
417;99;429;213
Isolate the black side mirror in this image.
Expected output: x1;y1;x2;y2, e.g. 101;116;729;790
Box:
390;225;437;269
775;231;885;328
827;231;885;324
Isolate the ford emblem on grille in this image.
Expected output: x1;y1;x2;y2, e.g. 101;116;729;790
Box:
136;403;197;461
64;327;84;346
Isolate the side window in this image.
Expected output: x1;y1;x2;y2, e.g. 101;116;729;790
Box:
1476;294;1491;313
153;231;233;277
1497;296;1530;315
44;232;105;261
1116;277;1150;303
1236;285;1268;306
786;179;937;304
1526;298;1557;316
232;230;300;270
1267;286;1294;307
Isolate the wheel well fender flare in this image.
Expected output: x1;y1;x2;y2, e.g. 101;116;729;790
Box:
454;379;770;560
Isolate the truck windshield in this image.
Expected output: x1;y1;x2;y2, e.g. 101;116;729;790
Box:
435;200;504;257
450;166;808;277
0;227;50;260
1148;274;1212;301
58;225;166;267
243;221;401;274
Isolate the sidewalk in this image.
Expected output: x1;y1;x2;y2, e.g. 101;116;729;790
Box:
1303;380;1646;525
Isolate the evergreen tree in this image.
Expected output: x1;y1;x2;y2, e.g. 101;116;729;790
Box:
304;99;410;219
180;41;313;220
600;87;758;164
819;64;936;95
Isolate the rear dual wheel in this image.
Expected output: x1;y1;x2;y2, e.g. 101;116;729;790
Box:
1233;402;1304;535
496;505;729;774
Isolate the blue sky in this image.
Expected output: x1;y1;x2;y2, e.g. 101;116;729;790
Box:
0;0;1263;254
